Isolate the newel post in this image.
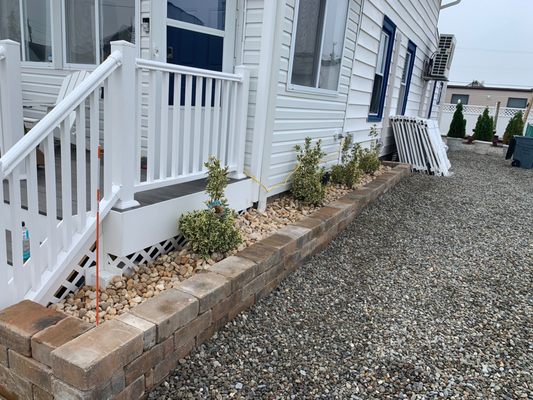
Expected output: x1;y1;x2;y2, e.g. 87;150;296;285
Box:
108;41;140;209
232;65;250;179
0;40;24;155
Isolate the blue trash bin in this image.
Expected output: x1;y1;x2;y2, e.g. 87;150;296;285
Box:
513;136;533;169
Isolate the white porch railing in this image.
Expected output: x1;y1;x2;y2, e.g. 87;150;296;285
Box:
439;103;533;138
134;60;250;192
0;40;250;308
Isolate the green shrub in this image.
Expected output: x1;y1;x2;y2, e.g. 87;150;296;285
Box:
330;135;363;188
357;125;381;174
447;102;467;138
291;137;326;206
473;107;494;142
178;157;241;257
503;111;525;144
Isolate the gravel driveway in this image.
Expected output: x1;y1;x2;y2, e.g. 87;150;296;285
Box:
150;152;532;399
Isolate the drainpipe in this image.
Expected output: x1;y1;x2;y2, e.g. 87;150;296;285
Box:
440;0;462;10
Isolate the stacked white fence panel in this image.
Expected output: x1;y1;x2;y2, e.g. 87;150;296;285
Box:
391;116;452;176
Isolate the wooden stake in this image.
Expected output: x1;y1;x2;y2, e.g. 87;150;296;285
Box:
95;145;102;326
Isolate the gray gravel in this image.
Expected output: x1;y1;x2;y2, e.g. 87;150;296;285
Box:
150;152;533;399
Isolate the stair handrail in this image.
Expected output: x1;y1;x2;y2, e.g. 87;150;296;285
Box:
0;50;123;179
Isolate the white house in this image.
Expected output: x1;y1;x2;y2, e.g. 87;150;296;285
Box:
0;0;454;308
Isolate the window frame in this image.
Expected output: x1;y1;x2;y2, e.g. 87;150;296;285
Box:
61;0;139;69
10;0;55;67
398;40;416;115
368;15;396;122
450;94;469;105
506;97;528;109
286;0;350;96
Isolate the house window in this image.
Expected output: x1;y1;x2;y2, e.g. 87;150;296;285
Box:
450;94;469;105
289;0;349;92
64;0;135;65
0;0;53;63
397;40;416;115
368;16;396;120
506;97;527;109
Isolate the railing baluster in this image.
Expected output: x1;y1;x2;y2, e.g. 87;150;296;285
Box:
172;73;182;176
43;134;57;268
203;78;212;166
89;91;99;214
160;72;170;179
147;70;156;181
220;80;230;166
103;81;113;200
60;119;73;249
193;77;203;173
182;75;193;174
0;177;10;298
76;102;87;231
8;170;25;300
25;150;41;289
212;80;221;159
135;68;142;184
227;82;238;167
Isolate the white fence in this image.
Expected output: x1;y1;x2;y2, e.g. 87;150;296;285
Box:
0;40;250;308
439;103;533;138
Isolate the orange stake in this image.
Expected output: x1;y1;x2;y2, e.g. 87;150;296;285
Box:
95;145;102;326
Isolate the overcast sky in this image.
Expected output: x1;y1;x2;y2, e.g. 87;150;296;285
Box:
438;0;533;88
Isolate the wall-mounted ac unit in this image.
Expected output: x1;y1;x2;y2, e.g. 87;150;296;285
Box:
423;34;456;81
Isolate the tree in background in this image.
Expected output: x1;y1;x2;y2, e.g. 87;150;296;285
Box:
447;102;467;138
503;111;525;144
473;107;494;141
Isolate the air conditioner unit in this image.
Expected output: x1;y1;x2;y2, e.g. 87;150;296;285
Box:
423;34;456;81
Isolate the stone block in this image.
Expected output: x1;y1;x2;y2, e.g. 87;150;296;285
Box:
0;363;33;400
9;349;52;391
228;295;255;321
50;371;125;400
144;369;154;390
0;300;66;356
0;343;7;366
115;375;145;400
210;290;241;322
210;256;257;292
260;234;297;257
32;317;93;367
293;216;325;239
153;339;194;385
33;384;54;400
238;242;282;274
130;289;198;343
241;272;267;300
116;313;156;350
311;206;343;231
174;310;212;349
51;319;143;390
275;225;312;247
124;336;174;386
177;272;231;313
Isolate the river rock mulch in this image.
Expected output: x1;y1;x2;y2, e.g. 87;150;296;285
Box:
49;168;388;323
150;151;533;399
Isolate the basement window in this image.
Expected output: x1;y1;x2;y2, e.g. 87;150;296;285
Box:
288;0;349;93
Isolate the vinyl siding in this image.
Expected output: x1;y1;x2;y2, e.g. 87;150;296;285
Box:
344;0;441;155
265;0;363;196
241;0;263;171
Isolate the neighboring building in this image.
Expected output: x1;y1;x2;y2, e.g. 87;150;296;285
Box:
445;84;533;108
0;0;450;308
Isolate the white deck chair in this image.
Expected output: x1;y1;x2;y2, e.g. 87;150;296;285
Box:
23;70;91;131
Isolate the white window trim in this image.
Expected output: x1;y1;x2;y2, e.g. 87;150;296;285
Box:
286;0;349;96
19;0;55;67
368;30;390;117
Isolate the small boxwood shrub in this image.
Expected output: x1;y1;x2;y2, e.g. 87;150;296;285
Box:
291;137;326;206
357;125;381;174
503;111;524;144
473;107;494;142
330;135;363;188
179;157;241;258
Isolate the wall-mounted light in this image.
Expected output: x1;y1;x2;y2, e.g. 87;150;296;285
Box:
142;17;150;34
